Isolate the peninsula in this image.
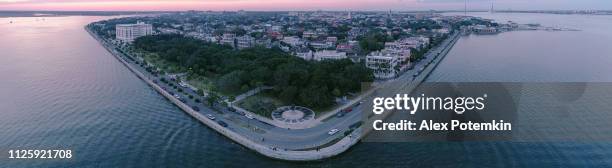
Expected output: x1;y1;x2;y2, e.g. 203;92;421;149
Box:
86;11;487;161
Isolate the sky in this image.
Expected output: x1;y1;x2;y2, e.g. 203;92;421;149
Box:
0;0;610;11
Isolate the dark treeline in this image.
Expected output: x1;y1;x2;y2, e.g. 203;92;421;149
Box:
134;34;373;108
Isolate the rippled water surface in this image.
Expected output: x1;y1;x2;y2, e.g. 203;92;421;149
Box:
1;13;612;167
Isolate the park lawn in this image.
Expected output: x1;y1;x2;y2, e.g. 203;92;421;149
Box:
235;90;288;118
142;52;187;73
186;75;214;92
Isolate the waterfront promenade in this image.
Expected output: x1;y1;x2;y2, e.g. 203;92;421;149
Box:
86;25;460;161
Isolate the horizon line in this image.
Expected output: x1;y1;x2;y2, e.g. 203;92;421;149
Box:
1;9;611;12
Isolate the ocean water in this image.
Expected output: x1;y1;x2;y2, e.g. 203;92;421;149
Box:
1;13;612;167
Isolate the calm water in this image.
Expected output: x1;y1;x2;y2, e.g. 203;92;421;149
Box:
1;13;612;167
430;12;612;82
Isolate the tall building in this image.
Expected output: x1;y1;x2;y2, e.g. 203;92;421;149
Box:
115;21;153;43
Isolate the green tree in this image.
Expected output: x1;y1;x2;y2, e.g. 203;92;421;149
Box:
216;70;245;93
279;86;299;103
206;92;219;106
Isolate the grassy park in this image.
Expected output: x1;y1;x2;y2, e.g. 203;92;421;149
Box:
235;90;287;118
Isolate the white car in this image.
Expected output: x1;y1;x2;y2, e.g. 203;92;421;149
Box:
206;114;215;120
245;114;254;119
179;82;188;88
328;129;340;135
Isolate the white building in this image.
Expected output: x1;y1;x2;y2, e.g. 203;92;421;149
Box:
236;35;255;49
385;37;430;50
366;49;411;79
326;36;338;43
433;28;450;34
313;50;347;61
303;31;317;39
294;47;314;60
271;25;283;32
366;51;399;79
309;41;333;50
282;36;303;47
115;21;153;43
221;33;236;47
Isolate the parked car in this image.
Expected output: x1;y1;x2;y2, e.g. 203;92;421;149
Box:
192;106;200;112
328;129;340;135
206;114;216;120
344;107;353;113
336;112;345;118
217;121;228;127
245;114;254;119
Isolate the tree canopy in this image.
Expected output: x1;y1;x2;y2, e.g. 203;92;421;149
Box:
134;34;373;108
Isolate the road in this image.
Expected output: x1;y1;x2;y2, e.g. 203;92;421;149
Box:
96;29;459;151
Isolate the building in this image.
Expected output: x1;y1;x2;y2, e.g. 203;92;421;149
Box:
366;49;411;79
115;21;153;43
221;33;236;47
336;43;353;52
282;36;303;47
472;25;498;34
294;47;314;60
303;31;317;39
271;25;283;32
313;50;347;61
385;37;430;50
267;31;284;40
326;36;338;43
434;28;450;34
309;41;332;50
236;35;255;49
366;51;399;79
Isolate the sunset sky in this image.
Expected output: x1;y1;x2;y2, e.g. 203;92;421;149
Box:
0;0;610;11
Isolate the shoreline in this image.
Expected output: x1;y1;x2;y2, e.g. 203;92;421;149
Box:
85;25;460;161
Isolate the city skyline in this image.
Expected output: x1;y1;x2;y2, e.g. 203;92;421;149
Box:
1;0;611;11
